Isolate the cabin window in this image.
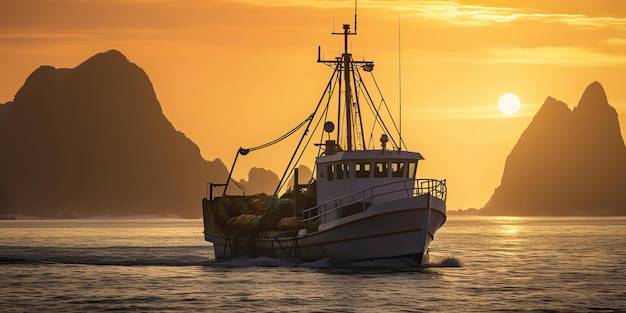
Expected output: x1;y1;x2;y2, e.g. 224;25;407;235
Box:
337;163;344;179
355;162;371;178
391;162;405;178
327;164;335;181
374;162;388;178
337;163;349;179
407;162;417;178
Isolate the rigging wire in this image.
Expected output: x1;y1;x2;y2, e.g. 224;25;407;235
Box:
245;115;312;153
365;71;407;151
222;104;314;196
273;65;340;198
351;59;366;150
276;102;331;194
355;69;400;150
229;178;246;196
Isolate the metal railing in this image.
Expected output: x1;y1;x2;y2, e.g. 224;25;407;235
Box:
301;178;446;229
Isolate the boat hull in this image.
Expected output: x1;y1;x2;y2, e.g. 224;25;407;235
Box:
204;195;446;266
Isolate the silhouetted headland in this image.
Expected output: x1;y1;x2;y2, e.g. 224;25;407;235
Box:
236;167;279;196
0;50;239;218
482;81;626;216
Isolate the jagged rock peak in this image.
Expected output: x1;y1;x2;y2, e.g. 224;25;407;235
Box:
577;81;609;109
1;49;231;218
480;81;626;216
30;65;57;75
533;96;571;121
20;65;61;87
542;96;570;111
18;50;133;97
78;49;131;69
91;49;128;63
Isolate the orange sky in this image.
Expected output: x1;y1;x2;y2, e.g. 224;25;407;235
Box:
1;0;625;210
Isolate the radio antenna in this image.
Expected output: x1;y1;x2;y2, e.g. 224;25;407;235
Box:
398;15;403;150
354;0;358;34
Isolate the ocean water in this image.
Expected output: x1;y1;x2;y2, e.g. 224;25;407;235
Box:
1;216;625;312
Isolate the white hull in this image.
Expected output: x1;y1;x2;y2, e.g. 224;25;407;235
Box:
204;194;446;266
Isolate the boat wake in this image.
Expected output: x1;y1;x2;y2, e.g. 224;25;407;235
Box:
425;255;464;268
207;255;463;270
1;246;462;269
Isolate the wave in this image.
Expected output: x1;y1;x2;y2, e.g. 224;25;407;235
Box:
0;246;212;266
0;246;462;269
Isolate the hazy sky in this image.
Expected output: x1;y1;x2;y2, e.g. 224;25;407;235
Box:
1;0;625;210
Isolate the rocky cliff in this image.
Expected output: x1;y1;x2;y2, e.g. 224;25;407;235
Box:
482;82;626;215
0;50;231;218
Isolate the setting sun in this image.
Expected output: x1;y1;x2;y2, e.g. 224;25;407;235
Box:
497;93;521;115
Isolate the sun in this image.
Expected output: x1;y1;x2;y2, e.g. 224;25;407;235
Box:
497;93;521;115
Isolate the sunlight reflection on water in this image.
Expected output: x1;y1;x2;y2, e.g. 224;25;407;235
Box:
1;216;625;312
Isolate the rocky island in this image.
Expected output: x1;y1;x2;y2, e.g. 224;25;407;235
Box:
482;82;626;215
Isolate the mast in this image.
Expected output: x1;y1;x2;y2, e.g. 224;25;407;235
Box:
318;17;374;152
342;24;353;151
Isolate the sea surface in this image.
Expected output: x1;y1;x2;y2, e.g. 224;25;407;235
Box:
1;216;625;312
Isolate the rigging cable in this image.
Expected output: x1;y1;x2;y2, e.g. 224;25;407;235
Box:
246;115;312;153
273;65;340;198
355;69;401;150
275;68;337;194
365;71;407;151
275;102;331;194
351;58;367;149
222;112;312;196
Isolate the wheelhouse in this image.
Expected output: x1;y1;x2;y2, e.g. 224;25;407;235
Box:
315;149;424;205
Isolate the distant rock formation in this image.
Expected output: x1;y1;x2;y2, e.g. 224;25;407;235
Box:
448;208;482;215
292;165;314;185
237;167;280;195
482;82;626;215
234;165;313;196
0;50;231;218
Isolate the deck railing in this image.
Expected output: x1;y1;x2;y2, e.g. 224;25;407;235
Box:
301;178;446;229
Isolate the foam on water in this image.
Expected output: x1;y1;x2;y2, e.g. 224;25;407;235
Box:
426;255;464;268
206;254;463;270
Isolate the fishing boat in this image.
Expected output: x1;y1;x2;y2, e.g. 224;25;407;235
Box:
202;21;447;266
